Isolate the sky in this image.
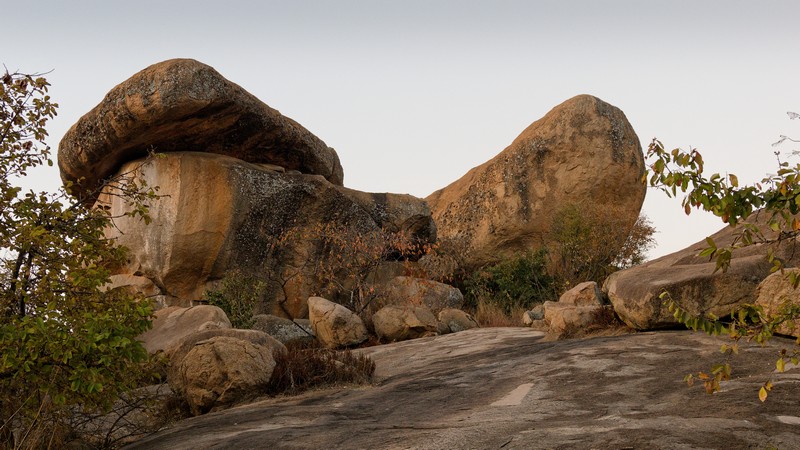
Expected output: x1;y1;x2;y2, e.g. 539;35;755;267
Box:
4;0;799;259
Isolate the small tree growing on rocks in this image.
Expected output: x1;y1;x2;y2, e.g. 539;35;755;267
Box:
645;111;800;400
0;70;160;447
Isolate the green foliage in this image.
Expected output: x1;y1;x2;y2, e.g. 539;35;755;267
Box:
204;269;266;328
0;70;158;447
646;112;800;401
465;250;558;314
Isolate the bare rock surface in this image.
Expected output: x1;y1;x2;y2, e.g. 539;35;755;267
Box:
137;305;231;355
126;328;800;449
605;214;800;330
59;58;343;201
426;95;645;269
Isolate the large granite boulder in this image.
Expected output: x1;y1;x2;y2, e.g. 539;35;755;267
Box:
426;95;645;269
166;328;286;387
308;297;368;348
102;152;435;317
59;58;343;202
604;215;800;330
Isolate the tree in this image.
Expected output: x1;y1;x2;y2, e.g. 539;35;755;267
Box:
645;111;800;400
0;70;158;447
549;203;655;288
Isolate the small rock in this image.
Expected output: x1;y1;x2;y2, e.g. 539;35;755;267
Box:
437;308;479;333
308;297;368;348
558;281;602;307
522;304;545;326
380;276;464;314
373;305;439;342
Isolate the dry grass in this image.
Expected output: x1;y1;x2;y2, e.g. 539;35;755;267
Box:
472;300;529;327
267;341;376;396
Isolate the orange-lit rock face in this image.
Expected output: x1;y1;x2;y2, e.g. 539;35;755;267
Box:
426;94;645;269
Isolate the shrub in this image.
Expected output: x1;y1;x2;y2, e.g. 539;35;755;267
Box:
204;269;266;328
464;250;558;315
267;341;375;396
0;70;159;448
549;202;655;289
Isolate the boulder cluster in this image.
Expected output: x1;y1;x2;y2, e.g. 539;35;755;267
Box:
58;59;663;415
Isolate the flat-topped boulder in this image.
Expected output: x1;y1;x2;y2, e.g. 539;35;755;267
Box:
426;94;645;269
58;58;343;201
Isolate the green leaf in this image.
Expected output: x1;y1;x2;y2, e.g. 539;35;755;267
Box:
777;358;786;373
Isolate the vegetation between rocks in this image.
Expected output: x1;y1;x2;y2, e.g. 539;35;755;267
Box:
267;342;376;396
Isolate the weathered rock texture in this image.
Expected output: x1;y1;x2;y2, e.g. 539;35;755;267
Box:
172;336;277;416
604;214;800;330
137;305;231;355
437;308;479;333
103;152;434;317
542;301;604;336
250;314;315;345
372;305;439;342
558;281;603;307
426;95;645;268
127;329;800;450
307;297;368;348
59;58;343;201
378;276;464;314
755;268;800;337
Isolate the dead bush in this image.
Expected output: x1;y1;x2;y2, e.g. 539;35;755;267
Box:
472;300;527;328
267;341;376;396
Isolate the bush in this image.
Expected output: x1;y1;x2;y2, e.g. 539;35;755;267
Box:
549;202;655;288
464;250;558;315
204;269;266;328
0;70;159;448
267;341;375;396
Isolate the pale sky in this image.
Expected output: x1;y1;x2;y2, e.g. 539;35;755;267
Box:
4;0;799;259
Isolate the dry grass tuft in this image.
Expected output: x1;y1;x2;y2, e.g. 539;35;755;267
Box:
472;300;528;327
267;341;376;396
